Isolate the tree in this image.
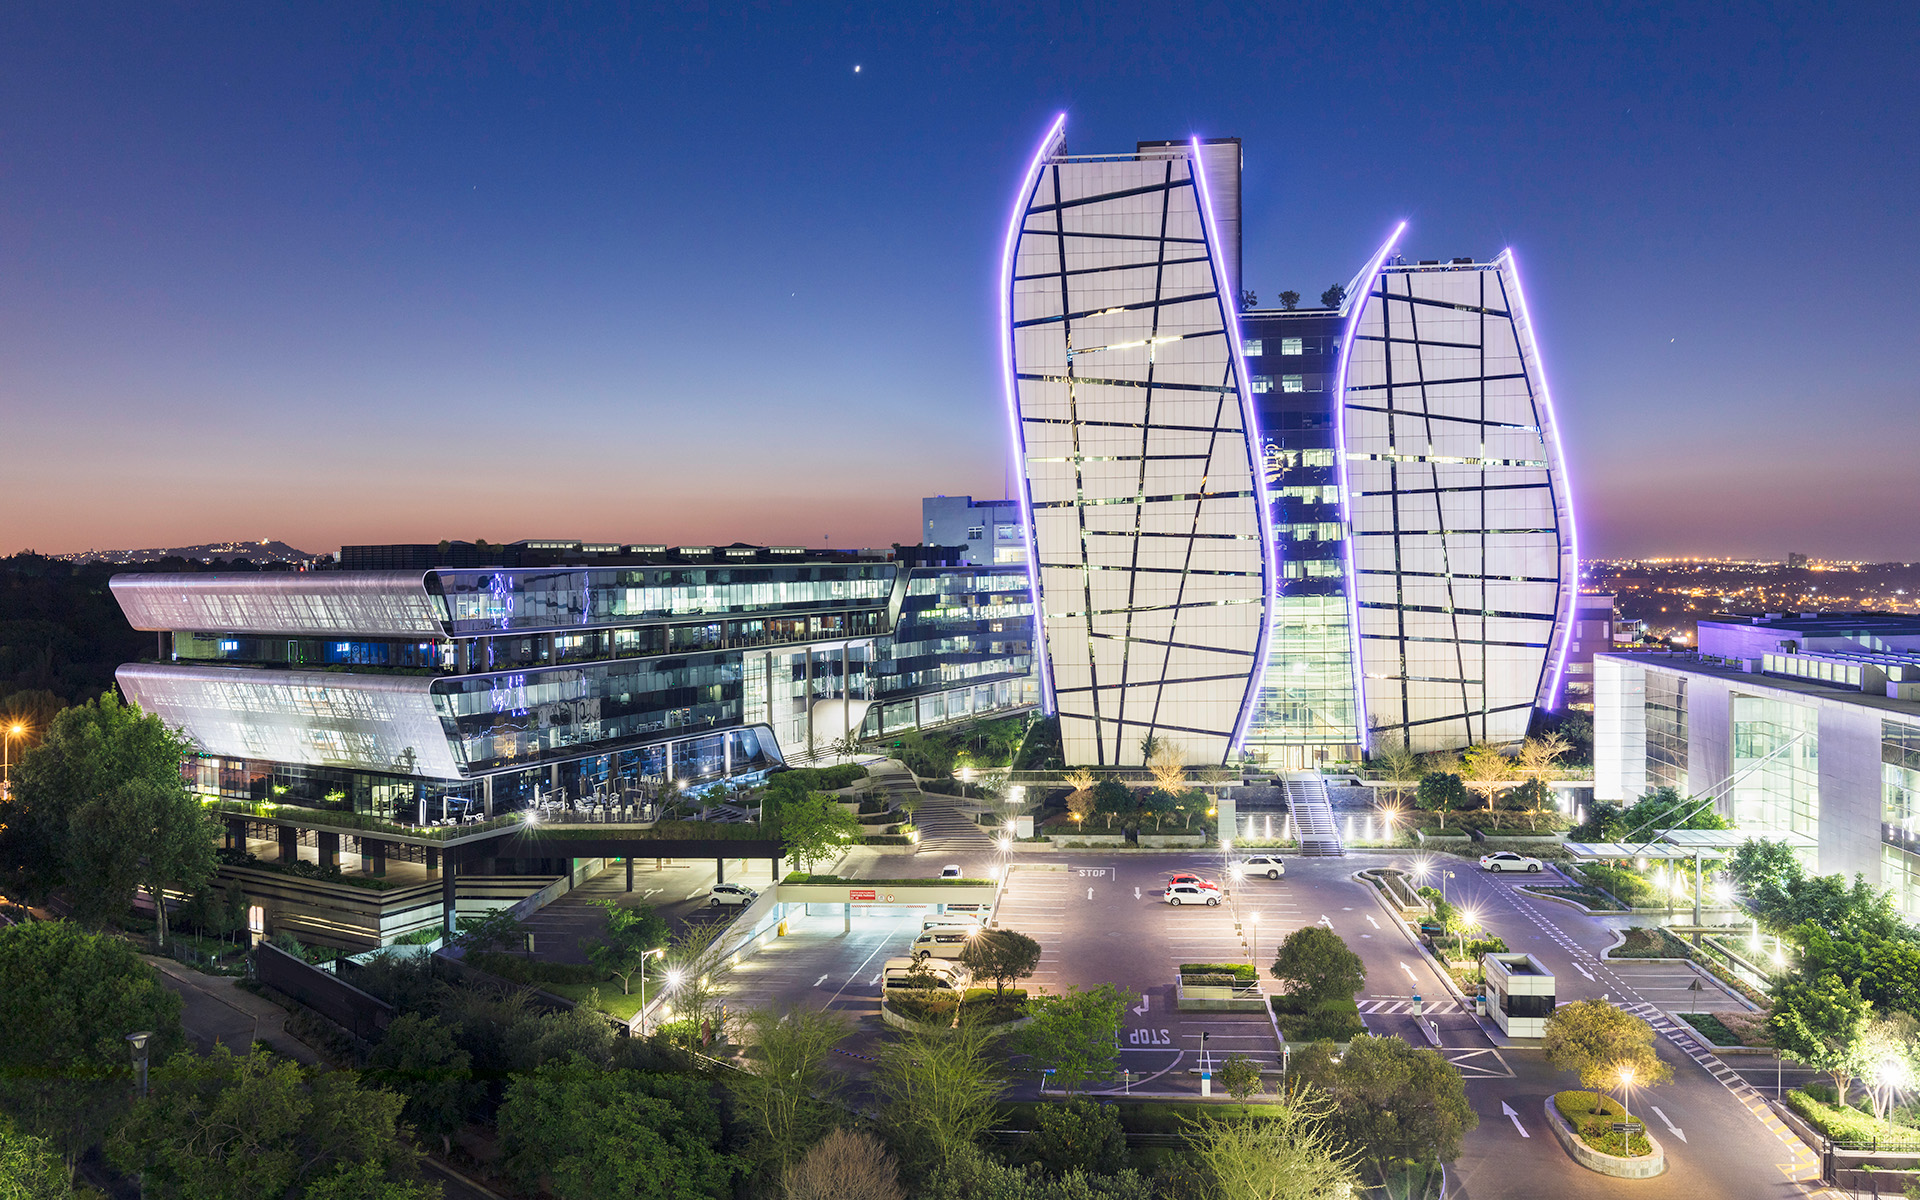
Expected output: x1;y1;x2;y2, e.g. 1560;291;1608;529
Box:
497;1058;742;1200
1027;1098;1126;1175
1139;788;1179;831
1770;973;1872;1097
364;1013;480;1156
771;791;861;874
731;1006;850;1175
1517;732;1570;782
1065;768;1097;827
1458;744;1515;816
1730;838;1805;908
958;929;1042;999
658;920;732;1051
826;733;863;761
872;1017;1007;1174
1091;780;1133;831
1239;289;1258;311
301;1160;441;1200
1278;290;1301;310
1147;742;1187;793
1183;1097;1359;1200
1320;283;1346;309
1268;926;1365;1008
1854;1012;1920;1122
1371;740;1420;811
920;1144;1153;1200
0;920;184;1159
452;906;524;954
783;1128;904;1200
1413;772;1469;830
1294;1035;1477;1175
1014;983;1132;1094
1219;1053;1263;1101
0;1115;75;1200
67;775;217;947
109;1045;426;1200
587;900;670;995
1503;777;1552;831
1542;1000;1673;1112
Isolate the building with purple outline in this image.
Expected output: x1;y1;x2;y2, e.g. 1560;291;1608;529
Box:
1003;117;1576;767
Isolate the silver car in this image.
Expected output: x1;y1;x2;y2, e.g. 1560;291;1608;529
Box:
1479;851;1543;873
709;883;759;907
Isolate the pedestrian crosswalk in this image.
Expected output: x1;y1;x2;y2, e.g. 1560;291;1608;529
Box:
1359;997;1464;1015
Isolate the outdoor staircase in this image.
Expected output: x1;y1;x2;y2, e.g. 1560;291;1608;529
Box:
1281;773;1345;856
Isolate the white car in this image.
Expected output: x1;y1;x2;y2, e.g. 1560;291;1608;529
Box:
1238;854;1286;880
709;883;759;907
1480;851;1543;873
1165;883;1221;907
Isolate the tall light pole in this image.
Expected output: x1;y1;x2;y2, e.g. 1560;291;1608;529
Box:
1249;910;1260;971
636;948;667;1034
1618;1065;1637;1154
127;1030;152;1097
2;722;24;801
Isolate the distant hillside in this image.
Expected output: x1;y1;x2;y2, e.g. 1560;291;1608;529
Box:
52;539;319;566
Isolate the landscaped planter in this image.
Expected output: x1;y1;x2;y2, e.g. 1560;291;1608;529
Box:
1544;1095;1665;1178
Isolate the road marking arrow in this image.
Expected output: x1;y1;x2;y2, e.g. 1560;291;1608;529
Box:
813;974;829;987
1572;962;1596;981
1132;994;1150;1015
869;973;881;986
1087;887;1094;901
1134;886;1141;899
1365;915;1380;929
1319;914;1332;927
1501;1101;1529;1138
1400;962;1418;980
1651;1105;1686;1142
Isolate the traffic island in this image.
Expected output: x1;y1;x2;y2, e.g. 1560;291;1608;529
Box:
1544;1092;1666;1178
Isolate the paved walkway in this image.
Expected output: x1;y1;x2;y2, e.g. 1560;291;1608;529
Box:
144;954;318;1064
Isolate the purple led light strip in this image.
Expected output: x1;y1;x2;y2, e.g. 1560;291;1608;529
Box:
1499;246;1579;712
1189;138;1275;757
1331;221;1407;757
999;113;1068;716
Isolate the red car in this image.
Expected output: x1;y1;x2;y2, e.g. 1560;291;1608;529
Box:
1166;873;1221;892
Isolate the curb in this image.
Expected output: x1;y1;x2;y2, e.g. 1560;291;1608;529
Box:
1543;1095;1666;1178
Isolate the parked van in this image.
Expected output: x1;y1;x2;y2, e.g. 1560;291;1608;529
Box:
910;926;977;961
880;956;970;992
921;911;984;932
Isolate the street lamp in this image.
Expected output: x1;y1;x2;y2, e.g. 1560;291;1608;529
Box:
2;721;25;801
636;948;667;1035
1249;911;1260;969
127;1031;152;1098
1457;907;1480;962
1617;1065;1637;1154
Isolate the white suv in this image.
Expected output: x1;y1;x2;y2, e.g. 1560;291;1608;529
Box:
1165;883;1221;907
709;883;759;907
1238;854;1286;880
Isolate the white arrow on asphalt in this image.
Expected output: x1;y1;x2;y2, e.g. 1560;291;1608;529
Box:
1319;914;1332;927
1134;886;1141;900
813;974;829;987
869;973;881;986
1133;994;1150;1016
1651;1105;1686;1142
1365;915;1380;929
1501;1101;1530;1138
1087;888;1094;901
1400;962;1418;980
1572;962;1596;981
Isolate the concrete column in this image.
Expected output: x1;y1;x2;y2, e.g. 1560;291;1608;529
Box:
226;819;247;851
716;858;725;887
441;849;457;934
844;902;851;933
425;848;439;871
317;832;339;871
483;775;494;818
625;857;634;892
365;839;387;877
278;826;299;864
841;644;851;740
804;651;815;754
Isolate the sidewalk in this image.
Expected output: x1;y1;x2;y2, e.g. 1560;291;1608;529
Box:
144;954;318;1064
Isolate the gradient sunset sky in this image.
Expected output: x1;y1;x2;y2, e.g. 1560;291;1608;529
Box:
3;3;1914;560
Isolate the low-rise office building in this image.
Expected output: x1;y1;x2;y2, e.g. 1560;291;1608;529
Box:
1595;612;1920;919
110;541;1038;947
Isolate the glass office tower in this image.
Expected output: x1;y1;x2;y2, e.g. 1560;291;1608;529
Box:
1003;118;1270;768
1002;117;1576;767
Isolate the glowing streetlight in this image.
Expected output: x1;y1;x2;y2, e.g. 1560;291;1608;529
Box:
1617;1065;1638;1152
998;836;1012;853
636;948;667;1034
1;721;25;800
1249;910;1261;967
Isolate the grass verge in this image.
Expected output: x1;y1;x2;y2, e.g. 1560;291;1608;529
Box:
1786;1089;1920;1147
1553;1090;1652;1157
1676;1011;1741;1046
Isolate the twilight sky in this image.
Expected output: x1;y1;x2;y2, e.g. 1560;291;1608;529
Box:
3;3;1915;560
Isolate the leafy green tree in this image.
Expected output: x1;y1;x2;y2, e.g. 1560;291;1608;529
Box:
1320;283;1347;309
782;1128;904;1200
957;929;1042;999
0;920;184;1158
1091;779;1133;831
497;1058;742;1200
1219;1053;1263;1101
770;791;860;873
1014;983;1131;1094
1294;1035;1476;1173
0;1114;75;1200
1730;837;1804;906
2;692;192;901
110;1045;425;1200
179;877;247;940
1026;1098;1126;1175
1771;973;1873;1097
67;774;217;947
301;1160;442;1200
919;1144;1152;1200
1183;1095;1359;1200
1268;926;1366;1008
1458;743;1515;813
872;1018;1007;1175
1542;1000;1673;1112
1793;922;1920;1019
586;900;669;995
1371;740;1421;811
1570;798;1625;842
730;1006;850;1175
1412;772;1469;829
451;906;524;954
364;1013;480;1156
1616;786;1728;838
1278;289;1301;310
